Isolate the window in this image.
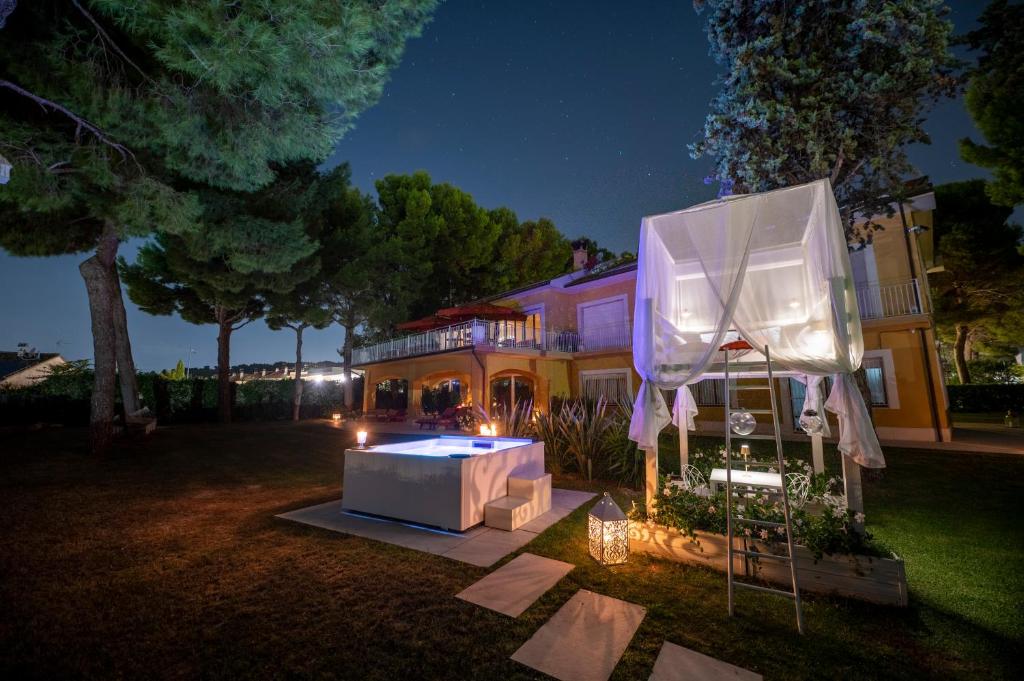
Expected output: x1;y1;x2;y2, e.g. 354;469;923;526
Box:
578;295;629;351
692;379;725;406
863;356;888;407
490;375;534;412
580;369;632;404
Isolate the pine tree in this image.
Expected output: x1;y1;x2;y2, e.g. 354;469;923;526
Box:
690;0;959;241
121;166;323;423
0;0;436;450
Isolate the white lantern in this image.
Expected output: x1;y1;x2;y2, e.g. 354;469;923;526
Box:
356;430;368;448
588;492;628;566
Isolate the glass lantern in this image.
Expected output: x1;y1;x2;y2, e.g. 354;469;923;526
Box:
588;492;628;566
799;409;823;435
729;409;756;436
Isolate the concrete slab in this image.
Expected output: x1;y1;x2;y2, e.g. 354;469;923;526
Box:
456;553;574;617
441;527;537;567
511;589;646;681
277;488;594;568
649;642;762;681
552;488;598;510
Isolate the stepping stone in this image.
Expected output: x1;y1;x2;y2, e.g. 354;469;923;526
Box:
511;589;646;681
456;553;574;617
649;642;762;681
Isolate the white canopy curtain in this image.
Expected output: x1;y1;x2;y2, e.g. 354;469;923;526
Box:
628;179;884;479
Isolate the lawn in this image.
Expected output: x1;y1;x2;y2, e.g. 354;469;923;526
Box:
0;421;1021;680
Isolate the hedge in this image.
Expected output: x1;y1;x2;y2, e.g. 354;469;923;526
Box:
1;374;364;427
946;384;1024;414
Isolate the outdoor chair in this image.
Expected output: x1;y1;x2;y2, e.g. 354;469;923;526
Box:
415;413;439;430
435;406;459;430
387;409;407;422
786;472;811;508
669;464;710;497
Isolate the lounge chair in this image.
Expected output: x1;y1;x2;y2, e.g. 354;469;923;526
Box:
415;413;439;430
436;406;460;430
387;409;407;422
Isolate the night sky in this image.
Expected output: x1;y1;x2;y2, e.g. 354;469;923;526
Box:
0;0;1002;371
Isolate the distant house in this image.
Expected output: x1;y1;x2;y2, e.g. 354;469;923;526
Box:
0;352;65;389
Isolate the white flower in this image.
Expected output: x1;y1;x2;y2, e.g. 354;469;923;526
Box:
776;527;786;536
854;512;866;524
768;467;777;473
708;505;716;514
759;529;769;540
744;528;752;536
736;504;745;512
794;518;803;527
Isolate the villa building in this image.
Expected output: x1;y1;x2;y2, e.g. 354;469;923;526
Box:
355;184;951;443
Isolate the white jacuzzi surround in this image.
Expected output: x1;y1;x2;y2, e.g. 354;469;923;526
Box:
341;435;546;531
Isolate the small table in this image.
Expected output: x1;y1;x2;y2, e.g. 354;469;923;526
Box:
709;468;783;495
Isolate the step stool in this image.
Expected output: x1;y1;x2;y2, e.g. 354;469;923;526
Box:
484;473;552;531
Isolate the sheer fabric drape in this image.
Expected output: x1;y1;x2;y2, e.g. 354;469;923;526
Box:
629;179;884;468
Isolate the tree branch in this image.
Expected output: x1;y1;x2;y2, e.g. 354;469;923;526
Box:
0;79;137;164
70;0;155;86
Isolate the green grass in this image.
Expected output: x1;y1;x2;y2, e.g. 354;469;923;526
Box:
0;422;1021;679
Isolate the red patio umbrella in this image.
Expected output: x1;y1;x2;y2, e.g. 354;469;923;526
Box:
395;315;453;332
435;303;527;322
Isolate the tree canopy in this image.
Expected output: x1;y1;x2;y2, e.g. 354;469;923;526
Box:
690;0;959;242
0;0;436;448
931;180;1024;383
958;0;1024;207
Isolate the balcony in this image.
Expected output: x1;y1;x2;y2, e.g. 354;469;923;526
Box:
855;279;923;320
352;281;924;366
351;319;633;366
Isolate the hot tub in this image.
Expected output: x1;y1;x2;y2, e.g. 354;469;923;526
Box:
341;435;545;531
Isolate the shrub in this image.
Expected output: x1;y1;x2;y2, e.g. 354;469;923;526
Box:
947;383;1024;413
635;475;883;559
605;402;646;488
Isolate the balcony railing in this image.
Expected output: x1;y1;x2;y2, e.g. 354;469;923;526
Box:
855;279;922;320
352;319;634;365
353;281;924;365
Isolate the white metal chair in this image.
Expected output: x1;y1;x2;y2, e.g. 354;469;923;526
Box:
677;464;710;497
785;472;811;508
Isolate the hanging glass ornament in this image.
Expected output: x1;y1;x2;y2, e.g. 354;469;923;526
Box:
799;409;823;435
729;409;756;436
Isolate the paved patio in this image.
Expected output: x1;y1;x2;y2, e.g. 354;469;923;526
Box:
277;488;595;567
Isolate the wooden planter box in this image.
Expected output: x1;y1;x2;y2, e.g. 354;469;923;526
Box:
629;521;908;607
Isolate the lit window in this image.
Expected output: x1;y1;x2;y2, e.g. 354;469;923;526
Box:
863;357;888;407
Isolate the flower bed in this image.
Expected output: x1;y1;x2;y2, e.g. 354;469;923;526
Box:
628;452;907;606
629;521;907;606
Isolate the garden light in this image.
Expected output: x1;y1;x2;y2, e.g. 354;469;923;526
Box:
588;492;628;566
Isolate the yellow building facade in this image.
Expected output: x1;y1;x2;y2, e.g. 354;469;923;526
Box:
355;188;951;443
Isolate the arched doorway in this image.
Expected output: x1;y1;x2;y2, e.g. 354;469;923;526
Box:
374;378;408;410
490;374;535;413
421;377;462;414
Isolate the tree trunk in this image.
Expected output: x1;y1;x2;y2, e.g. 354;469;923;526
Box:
954;324;971;384
216;309;233;423
292;325;305;421
96;224;140;416
80;254;117;453
342;322;355;409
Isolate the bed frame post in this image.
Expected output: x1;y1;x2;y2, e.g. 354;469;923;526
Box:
842;455;865;533
645;445;659;513
678;423;688;471
811;432;824;474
